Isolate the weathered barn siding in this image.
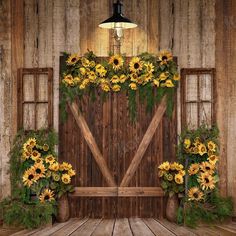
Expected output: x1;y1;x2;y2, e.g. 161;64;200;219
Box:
0;0;236;214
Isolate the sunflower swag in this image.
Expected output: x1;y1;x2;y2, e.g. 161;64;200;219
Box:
60;50;179;121
176;125;233;227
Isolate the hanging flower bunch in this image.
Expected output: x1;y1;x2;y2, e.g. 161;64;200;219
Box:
179;126;220;202
60;50;179;121
158;161;185;196
22;137;76;202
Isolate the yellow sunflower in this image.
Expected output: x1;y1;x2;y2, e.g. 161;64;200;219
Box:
188;163;200;175
130;73;138;83
184;138;191;149
119;74;127;83
100;83;110;92
175;174;184;184
158;50;173;65
153;79;160;87
68;169;76;177
49;162;60;172
159;72;168;81
167;174;174;181
81;57;90;67
52;172;60;181
207;141;217;152
45;155;55;164
62;74;74;86
208;155;219;165
158;170;165;177
61;174;71;184
33;162;46;179
95;64;107;77
79;67;86;75
88;71;96;82
194;137;201;143
23;143;33;153
39;189;55;203
31;150;41;161
22;168;37;187
60;162;72;171
175;163;184;171
188;187;204;201
170;162;178;170
22;151;31;160
129;82;138;90
109;54;124;70
158;161;170;171
165;79;174;88
198;143;207;156
145;62;154;73
173;74;180;81
27;138;37;148
42;144;49;152
112;84;121;92
199;161;215;175
178;170;186;176
129;57;143;73
143;73;153;83
34;157;43;164
198;172;216;190
73;77;81;84
66;54;79;65
111;75;120;83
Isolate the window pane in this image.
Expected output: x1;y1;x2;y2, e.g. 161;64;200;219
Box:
23;75;35;101
38;75;48;101
36;103;48;129
23;103;35;130
186;103;198;130
200;74;212;100
186;75;198;101
200;102;212;127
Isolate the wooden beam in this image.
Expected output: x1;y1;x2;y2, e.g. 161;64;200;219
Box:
120;95;167;187
11;0;24;134
68;101;116;187
70;187;164;197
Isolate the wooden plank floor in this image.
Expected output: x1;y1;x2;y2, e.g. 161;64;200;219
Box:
1;218;236;236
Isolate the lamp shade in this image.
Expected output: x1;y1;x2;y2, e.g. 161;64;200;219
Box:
99;0;137;29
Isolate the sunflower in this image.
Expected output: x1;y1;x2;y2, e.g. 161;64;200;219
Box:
62;74;74;86
194;137;201;143
39;189;55;203
188;187;204;201
129;82;138;90
170;162;178;170
60;162;72;171
173;74;180;81
66;54;79;65
208;155;219;165
45;155;55;164
79;67;86;75
129;57;143;73
49;162;60;172
175;163;184;171
159;72;168;81
33;162;46;179
188;163;200;175
23;143;33;153
199;161;215;175
119;74;127;83
68;169;76;177
52;172;61;181
89;61;96;68
27;138;37;148
34;157;43;164
81;57;90;67
111;75;120;83
167;174;173;181
61;174;71;184
175;174;184;184
198;172;216;190
109;54;124;70
145;62;154;73
42;144;49;152
22;168;37;187
198;143;207;156
73;77;81;84
178;170;186;176
22;151;31;160
153;79;160;87
95;64;107;77
88;71;96;82
31;150;41;161
207;141;217;152
143;73;153;83
130;73;138;83
184;138;191;149
100;83;110;92
158;50;173;65
112;84;121;92
158;161;170;171
165;79;174;87
158;170;165;177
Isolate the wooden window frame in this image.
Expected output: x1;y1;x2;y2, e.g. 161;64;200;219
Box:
181;68;216;130
17;68;53;130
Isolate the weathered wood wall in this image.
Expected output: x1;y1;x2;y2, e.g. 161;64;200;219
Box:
1;0;236;215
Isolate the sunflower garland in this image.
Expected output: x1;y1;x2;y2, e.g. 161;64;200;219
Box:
60;50;179;121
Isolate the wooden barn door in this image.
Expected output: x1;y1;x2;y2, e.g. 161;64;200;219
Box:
59;62;177;219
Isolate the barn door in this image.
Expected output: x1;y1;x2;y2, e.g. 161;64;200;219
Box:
59;59;177;218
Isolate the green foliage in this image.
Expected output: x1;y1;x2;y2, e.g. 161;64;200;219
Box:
0;129;58;229
60;51;179;122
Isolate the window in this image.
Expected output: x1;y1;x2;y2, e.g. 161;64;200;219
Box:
181;68;216;130
17;68;53;130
